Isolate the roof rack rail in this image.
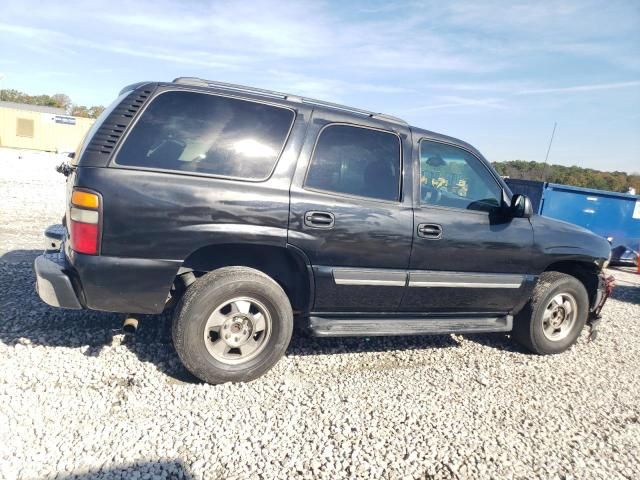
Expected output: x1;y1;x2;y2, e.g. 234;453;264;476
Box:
172;77;408;126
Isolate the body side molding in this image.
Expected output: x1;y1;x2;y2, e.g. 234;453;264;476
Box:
332;268;407;287
408;271;525;289
330;267;526;289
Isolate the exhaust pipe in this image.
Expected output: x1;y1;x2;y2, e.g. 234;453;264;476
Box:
122;316;138;335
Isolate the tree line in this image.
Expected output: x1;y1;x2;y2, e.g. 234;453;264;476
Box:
492;160;639;194
0;89;105;119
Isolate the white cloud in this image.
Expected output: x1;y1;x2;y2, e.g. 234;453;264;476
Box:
1;0;638;171
402;96;507;112
100;13;208;33
0;21;246;69
401;79;640;113
0;1;498;75
517;81;640;95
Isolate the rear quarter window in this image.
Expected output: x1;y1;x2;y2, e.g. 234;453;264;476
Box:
114;91;295;180
73;91;130;165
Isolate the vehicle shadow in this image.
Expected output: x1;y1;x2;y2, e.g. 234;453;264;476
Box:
0;249;547;385
611;285;640;305
0;248;42;264
0;253;464;384
56;460;193;479
0;250;196;381
461;332;525;352
286;323;461;357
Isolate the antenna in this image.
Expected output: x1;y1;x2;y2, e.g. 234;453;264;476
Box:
542;122;557;182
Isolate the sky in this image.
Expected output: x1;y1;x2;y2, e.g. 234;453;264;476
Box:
1;0;639;172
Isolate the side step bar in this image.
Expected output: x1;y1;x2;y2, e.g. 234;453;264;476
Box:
309;315;513;337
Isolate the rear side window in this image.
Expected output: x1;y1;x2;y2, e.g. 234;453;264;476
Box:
115;91;294;180
305;124;401;201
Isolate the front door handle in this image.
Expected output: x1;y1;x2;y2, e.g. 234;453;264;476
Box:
304;211;335;229
417;223;442;239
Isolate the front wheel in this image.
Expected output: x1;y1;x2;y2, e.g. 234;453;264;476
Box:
172;266;293;384
512;271;589;354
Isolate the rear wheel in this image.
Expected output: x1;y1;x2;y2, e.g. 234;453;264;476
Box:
172;267;293;384
512;271;589;354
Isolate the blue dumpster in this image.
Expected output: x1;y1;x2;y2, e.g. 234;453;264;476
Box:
505;179;640;255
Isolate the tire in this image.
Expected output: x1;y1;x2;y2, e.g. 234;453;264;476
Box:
512;271;589;355
172;266;293;384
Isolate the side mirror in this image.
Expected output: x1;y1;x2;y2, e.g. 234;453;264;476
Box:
510;194;533;218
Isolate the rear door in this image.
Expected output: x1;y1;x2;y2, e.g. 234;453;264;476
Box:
288;109;413;312
400;137;533;313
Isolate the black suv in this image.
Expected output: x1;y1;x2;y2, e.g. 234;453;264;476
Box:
35;78;613;384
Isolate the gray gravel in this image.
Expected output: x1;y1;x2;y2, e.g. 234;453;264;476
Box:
1;147;640;480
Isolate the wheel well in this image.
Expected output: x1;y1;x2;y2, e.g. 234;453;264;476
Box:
175;243;312;313
543;261;600;308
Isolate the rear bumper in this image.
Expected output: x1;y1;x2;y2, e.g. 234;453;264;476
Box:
34;224;181;314
68;249;181;313
34;252;82;309
35;249;181;314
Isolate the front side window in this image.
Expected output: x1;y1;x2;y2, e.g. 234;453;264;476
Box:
419;140;501;211
115;91;294;180
305;124;401;201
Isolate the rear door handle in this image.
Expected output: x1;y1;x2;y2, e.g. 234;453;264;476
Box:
417;223;442;239
304;211;335;229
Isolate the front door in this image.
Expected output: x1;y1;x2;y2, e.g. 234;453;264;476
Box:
288;110;414;312
400;137;534;313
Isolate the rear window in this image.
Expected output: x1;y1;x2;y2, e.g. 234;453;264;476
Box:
114;91;295;180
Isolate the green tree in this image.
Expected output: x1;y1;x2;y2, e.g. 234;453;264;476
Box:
1;88;105;118
493;160;639;193
52;93;72;111
70;105;90;117
87;105;105;118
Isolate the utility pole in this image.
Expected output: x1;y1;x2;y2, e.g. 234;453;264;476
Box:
542;122;557;182
0;74;5;102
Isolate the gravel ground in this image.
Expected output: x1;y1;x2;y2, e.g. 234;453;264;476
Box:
1;147;639;480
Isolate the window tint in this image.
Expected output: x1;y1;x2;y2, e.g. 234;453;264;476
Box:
305;125;401;201
420;140;501;211
116;91;294;180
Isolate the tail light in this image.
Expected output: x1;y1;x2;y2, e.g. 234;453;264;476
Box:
69;189;101;255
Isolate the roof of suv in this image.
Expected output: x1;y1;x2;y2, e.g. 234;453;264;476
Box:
119;77;485;162
171;77;410;127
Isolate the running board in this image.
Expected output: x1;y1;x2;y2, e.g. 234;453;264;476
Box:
309;315;513;337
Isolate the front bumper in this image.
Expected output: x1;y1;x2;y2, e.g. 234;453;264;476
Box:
34;252;82;309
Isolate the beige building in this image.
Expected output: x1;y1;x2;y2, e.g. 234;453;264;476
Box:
0;101;95;153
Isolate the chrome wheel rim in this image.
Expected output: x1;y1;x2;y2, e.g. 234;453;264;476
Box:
203;296;271;364
542;292;578;341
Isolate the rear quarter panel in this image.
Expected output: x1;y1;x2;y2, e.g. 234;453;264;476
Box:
77;166;291;259
74;99;310;261
67;90;311;313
